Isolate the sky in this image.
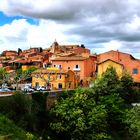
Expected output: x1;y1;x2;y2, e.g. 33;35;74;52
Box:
0;0;140;58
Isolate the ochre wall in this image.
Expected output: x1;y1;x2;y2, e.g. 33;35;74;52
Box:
98;60;123;78
32;70;76;89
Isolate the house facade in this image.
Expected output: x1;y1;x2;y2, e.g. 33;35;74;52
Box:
32;69;78;89
50;55;96;86
98;50;140;82
98;59;124;78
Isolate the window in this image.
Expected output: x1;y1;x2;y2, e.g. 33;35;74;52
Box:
54;64;61;69
132;68;138;74
59;74;62;79
75;64;79;68
36;74;39;78
35;82;39;88
73;65;80;71
43;64;47;68
68;82;71;88
58;83;62;89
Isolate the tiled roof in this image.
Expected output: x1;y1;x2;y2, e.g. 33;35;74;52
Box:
58;53;76;57
98;50;131;57
98;59;124;66
25;52;37;55
58;45;79;49
33;69;68;74
8;58;31;64
50;56;87;61
90;54;97;57
28;55;44;62
29;54;44;58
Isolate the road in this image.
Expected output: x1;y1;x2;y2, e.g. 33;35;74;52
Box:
0;94;12;97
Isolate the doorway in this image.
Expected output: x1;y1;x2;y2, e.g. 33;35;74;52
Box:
58;83;62;89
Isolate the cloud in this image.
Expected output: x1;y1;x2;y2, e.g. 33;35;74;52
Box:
0;18;83;52
0;0;136;22
0;0;140;57
0;19;31;51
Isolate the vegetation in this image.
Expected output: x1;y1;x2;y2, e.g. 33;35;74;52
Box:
0;114;28;140
125;106;140;140
18;48;22;55
0;92;34;130
11;67;37;90
50;91;110;140
49;67;140;140
1;67;140;139
0;68;9;85
0;67;37;89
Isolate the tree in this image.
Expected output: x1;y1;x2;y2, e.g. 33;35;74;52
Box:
18;48;22;55
0;67;37;90
93;67;121;102
39;47;43;53
94;67;137;104
10;67;37;90
50;89;111;140
92;67;137;138
49;67;138;139
124;106;140;140
99;93;125;137
0;93;33;129
120;72;135;104
0;68;9;85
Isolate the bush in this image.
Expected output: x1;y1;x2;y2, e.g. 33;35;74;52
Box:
0;114;27;140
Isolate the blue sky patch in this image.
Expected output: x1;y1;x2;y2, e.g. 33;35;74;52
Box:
0;12;39;26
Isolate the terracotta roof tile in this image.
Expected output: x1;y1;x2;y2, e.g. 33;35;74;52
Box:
9;58;31;64
33;69;68;74
50;56;87;61
98;59;124;66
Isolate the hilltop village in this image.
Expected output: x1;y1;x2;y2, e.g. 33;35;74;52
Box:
0;41;140;90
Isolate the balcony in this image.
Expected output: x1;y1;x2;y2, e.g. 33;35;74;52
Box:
73;68;81;71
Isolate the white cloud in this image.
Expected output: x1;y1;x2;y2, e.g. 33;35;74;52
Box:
0;19;30;37
127;15;140;30
0;19;82;52
1;0;140;57
27;20;76;47
103;40;122;50
0;19;32;51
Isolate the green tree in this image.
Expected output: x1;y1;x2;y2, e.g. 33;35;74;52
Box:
0;68;9;85
18;48;22;55
120;72;135;104
99;93;125;138
10;67;37;90
49;67;131;139
125;106;140;140
50;89;111;140
93;67;121;102
93;67;133;137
